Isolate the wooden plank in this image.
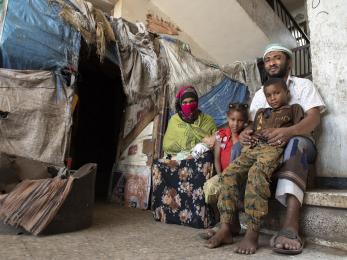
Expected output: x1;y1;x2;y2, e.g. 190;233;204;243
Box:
119;108;157;153
87;0;117;12
142;139;154;166
107;102;126;201
153;85;169;159
152;114;160;160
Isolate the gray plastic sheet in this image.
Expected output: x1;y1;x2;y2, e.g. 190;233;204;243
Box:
159;37;261;111
0;69;73;165
112;19;168;104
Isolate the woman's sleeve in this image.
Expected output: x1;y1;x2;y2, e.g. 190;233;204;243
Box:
163;116;179;154
205;114;217;135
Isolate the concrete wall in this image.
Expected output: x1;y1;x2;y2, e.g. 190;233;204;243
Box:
307;0;347;178
236;0;297;48
118;0;297;65
151;0;272;64
116;0;216;62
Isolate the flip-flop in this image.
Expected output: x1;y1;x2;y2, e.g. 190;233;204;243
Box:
270;228;304;255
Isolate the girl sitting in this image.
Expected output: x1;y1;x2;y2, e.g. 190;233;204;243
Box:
203;103;248;228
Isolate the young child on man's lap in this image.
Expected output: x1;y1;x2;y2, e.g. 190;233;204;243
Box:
213;78;304;254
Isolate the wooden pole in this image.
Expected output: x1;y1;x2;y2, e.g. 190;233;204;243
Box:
153;84;169;160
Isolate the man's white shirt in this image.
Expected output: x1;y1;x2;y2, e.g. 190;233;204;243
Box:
250;75;326;121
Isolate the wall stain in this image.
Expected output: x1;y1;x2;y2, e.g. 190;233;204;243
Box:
312;0;320;9
317;11;329;16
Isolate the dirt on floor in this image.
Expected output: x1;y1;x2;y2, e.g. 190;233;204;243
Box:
0;203;346;260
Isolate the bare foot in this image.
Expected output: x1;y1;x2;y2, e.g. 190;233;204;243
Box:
200;213;241;240
234;229;259;254
205;223;234;249
198;228;217;240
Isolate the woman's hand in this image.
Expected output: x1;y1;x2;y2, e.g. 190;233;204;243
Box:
239;129;257;146
202;135;215;148
260;127;293;147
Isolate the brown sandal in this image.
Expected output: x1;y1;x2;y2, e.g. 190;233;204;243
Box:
270;228;304;255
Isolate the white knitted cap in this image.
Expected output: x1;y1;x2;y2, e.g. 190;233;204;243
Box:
263;43;293;60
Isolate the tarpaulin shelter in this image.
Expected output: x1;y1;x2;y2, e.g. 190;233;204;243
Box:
109;21;262;209
0;0;80;74
0;0;261;208
0;0;130;236
0;0;84;171
0;0;117;234
0;0;124;200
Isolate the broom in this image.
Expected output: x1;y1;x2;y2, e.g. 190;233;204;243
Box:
0;173;74;235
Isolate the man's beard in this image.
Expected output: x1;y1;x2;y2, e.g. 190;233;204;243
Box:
267;60;289;78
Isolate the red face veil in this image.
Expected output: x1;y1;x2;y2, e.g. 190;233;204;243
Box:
175;86;199;122
181;102;198;119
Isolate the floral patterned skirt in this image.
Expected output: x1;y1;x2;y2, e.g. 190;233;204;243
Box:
151;152;216;229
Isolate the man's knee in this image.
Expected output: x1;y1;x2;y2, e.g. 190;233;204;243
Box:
286;137;310;151
284;136;316;162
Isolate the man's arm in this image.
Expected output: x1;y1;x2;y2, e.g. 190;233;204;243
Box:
262;107;321;146
290;106;319;134
239;125;254;145
243;89;266;145
239;111;259;146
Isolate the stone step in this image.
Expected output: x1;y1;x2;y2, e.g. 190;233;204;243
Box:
262;189;347;252
303;189;347;208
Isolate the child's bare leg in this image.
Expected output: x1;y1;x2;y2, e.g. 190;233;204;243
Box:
234;229;259;254
235;145;281;254
206;150;253;248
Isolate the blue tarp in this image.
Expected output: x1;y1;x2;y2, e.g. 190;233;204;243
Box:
199;77;249;127
0;0;80;72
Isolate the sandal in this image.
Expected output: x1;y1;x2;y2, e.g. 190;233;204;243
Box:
270;228;304;255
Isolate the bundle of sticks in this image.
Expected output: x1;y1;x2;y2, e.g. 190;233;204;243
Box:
0;175;73;235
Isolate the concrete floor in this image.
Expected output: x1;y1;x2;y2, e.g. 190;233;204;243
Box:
0;203;346;260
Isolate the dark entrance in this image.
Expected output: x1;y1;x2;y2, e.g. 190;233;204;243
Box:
72;42;125;199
